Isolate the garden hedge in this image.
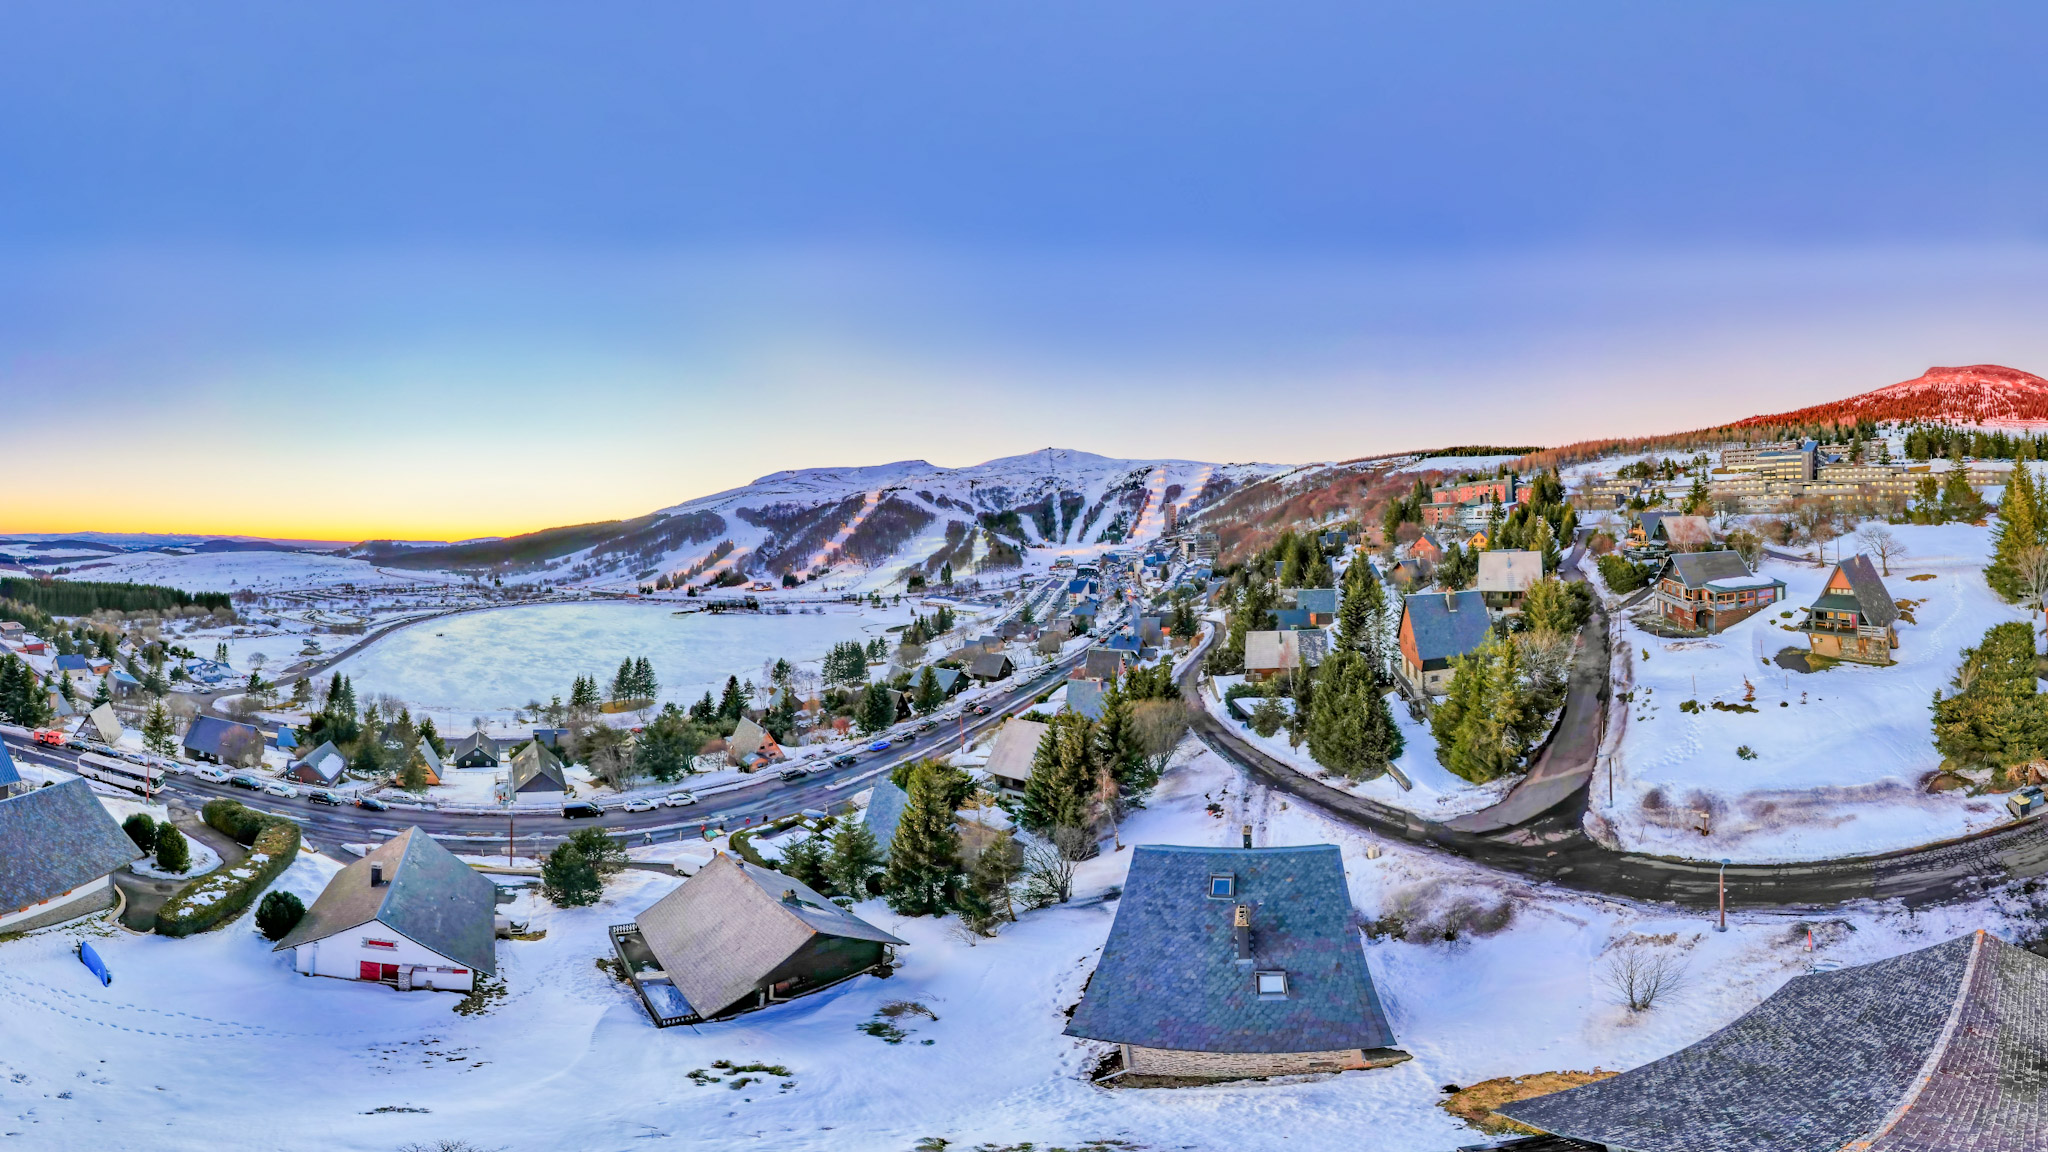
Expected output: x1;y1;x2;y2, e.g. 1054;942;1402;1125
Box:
154;801;302;938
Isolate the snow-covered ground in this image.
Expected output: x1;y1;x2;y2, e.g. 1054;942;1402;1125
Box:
37;548;458;593
1205;675;1514;819
1598;522;2017;862
3;742;2033;1151
329;599;983;724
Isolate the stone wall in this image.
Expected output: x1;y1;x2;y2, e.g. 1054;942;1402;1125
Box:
1124;1044;1372;1079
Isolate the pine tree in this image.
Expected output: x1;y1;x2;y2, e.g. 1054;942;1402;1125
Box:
540;841;604;907
1305;650;1404;780
610;658;635;702
940;562;953;586
914;666;942;715
1335;559;1389;678
826;820;884;899
400;749;431;792
1988;463;2043;602
93;674;112;707
777;835;834;894
690;691;716;723
718;675;746;720
417;716;446;757
1021;713;1098;832
856;682;896;735
881;762;965;915
143;701;176;755
635;656;658;698
1431;635;1530;783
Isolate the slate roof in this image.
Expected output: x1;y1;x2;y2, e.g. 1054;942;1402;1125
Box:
1273;609;1313;630
728;717;778;763
273;827;498;975
182;715;263;759
1814;553;1900;629
862;777;910;857
931;667;965;696
1401;591;1492;665
1294;588;1339;617
1246;629;1330;673
1502;931;2048;1152
1476;550;1543;595
450;731;499;766
634;853;905;1020
1083;647;1130;682
289;740;347;785
968;652;1014;680
1065;844;1397;1055
0;778;141;912
1663;550;1758;590
984;717;1049;787
1066;678;1108;721
508;740;566;793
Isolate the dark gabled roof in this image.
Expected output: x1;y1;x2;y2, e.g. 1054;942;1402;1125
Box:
1401;590;1492;663
862;777;910;858
1066;844;1395;1055
0;778;141;911
634;853;905;1019
274;827;499;974
450;731;499;764
1662;550;1757;590
1273;609;1312;630
1295;588;1339;615
1502;932;2048;1152
931;667;965;695
968;652;1013;680
1083;648;1130;682
0;739;21;790
508;740;566;792
182;715;262;757
1817;553;1900;629
1066;679;1108;721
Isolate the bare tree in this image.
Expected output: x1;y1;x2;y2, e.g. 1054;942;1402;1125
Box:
1855;524;1908;577
1018;837;1077;909
2017;545;2048;652
1600;945;1687;1013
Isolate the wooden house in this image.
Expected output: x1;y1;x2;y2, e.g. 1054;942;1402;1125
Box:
1244;630;1328;683
1396;590;1491;695
1652;551;1787;634
983;718;1050;791
968;652;1015;683
273;828;496;993
450;731;499;769
1475;550;1543;613
726;717;785;771
1796;554;1898;665
285;741;348;786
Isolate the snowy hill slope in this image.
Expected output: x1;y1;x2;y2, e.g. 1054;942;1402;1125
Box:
1731;364;2048;430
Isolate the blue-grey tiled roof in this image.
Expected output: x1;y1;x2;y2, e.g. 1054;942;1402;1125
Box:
54;654;90;672
0;778;141;911
863;777;910;858
1401;590;1492;665
1065;844;1396;1054
1066;679;1107;721
274;827;498;975
1295;588;1338;616
0;740;20;790
182;715;262;758
1503;932;2048;1151
1273;609;1312;630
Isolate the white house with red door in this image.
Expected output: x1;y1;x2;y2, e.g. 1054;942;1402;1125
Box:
272;827;497;993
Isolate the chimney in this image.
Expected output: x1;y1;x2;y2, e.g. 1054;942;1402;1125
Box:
369;863;385;887
1241;823;1253;849
1233;904;1253;966
1444;591;1456;611
782;889;798;905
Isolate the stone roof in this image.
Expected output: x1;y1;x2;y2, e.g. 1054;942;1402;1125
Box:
1815;553;1899;629
1065;844;1397;1054
450;731;499;765
508;740;566;793
273;827;499;974
984;717;1049;787
1401;589;1490;665
633;853;904;1020
1663;550;1757;590
1502;931;2048;1152
862;777;910;857
1084;648;1130;682
968;652;1014;680
1066;678;1108;721
1476;550;1543;595
0;778;140;912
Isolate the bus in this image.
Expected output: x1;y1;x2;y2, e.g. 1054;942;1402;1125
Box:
73;752;166;797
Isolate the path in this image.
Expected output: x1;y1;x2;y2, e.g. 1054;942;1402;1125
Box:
809;489;884;570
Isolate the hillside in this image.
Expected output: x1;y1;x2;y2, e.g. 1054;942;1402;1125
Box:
1729;364;2048;431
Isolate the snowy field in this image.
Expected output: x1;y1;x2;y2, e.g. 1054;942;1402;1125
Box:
1391;454;1524;475
1599;522;2018;862
330;600;979;721
1;744;2032;1152
36;549;456;593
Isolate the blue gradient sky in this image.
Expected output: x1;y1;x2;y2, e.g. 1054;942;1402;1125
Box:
7;3;2048;538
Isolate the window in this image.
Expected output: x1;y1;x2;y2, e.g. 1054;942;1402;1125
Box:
1208;874;1235;899
1255;970;1290;1000
363;939;397;951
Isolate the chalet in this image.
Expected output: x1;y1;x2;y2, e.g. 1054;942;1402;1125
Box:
1067;578;1098;605
273;828;496;993
0;740;27;799
1475;549;1543;613
1654;514;1714;551
507;740;567;794
1396;590;1491;695
1070;598;1102;627
615;852;905;1026
1797;554;1899;665
73;702;122;746
182;716;266;766
1406;534;1444;566
864;777;1019;868
1081;646;1131;683
1502;931;2048;1150
1294;588;1338;627
727;717;785;771
450;731;499;769
1065;678;1108;721
1137;615;1165;646
1652;550;1786;633
967;652;1015;683
1103;631;1143;655
983;717;1051;791
415;740;445;785
1065;844;1406;1083
1388;558;1431;589
286;740;348;786
1244;629;1328;683
930;667;967;699
0;778;141;932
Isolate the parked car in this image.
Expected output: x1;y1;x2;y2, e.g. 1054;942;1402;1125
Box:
664;791;697;807
263;782;295;798
561;801;604;819
867;739;892;753
308;790;343;807
228;774;262;791
779;766;808;782
972;704;993;716
30;728;65;747
356;795;389;811
194;767;230;783
830;754;858;769
916;720;938;732
622;797;658;813
891;732;914;745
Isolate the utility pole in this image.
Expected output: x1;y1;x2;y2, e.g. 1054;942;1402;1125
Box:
1717;858;1730;932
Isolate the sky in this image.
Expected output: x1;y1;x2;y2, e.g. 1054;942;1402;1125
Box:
9;3;2048;540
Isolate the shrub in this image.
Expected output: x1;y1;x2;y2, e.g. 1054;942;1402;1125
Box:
256;890;307;941
539;841;603;907
156;809;301;937
153;824;192;874
202;797;268;845
1596;553;1652;594
121;813;157;852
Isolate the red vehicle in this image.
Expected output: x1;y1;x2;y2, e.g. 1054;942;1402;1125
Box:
31;728;66;747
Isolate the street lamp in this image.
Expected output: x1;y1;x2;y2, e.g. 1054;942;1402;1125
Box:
1716;858;1731;932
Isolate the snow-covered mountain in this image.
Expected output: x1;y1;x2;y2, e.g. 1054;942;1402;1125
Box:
1731;364;2048;430
365;449;1276;590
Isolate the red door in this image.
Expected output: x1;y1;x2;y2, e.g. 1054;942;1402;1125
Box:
359;961;381;980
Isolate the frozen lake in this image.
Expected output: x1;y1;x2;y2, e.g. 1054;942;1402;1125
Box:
331;600;941;718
